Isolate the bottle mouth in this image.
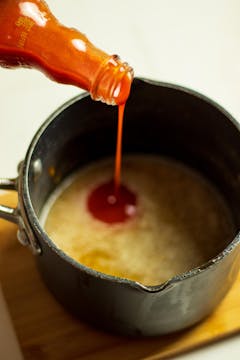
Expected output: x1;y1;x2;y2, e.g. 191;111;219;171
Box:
91;55;134;105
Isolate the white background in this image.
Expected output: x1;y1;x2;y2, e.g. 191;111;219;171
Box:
0;0;240;358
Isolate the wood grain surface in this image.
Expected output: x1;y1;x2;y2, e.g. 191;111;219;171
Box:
0;192;240;360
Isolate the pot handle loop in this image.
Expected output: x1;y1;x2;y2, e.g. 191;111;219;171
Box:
0;175;41;255
0;178;19;224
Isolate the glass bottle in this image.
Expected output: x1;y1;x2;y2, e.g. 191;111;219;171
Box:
0;0;133;105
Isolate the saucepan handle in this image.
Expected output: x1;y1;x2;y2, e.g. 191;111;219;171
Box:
0;175;41;254
0;178;19;224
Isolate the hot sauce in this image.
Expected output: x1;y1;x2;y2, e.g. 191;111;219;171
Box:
0;0;135;224
87;103;137;224
87;180;137;224
0;0;133;105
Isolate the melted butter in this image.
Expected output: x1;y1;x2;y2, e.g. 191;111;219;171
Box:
41;155;235;286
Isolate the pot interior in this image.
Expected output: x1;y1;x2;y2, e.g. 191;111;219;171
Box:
26;78;240;248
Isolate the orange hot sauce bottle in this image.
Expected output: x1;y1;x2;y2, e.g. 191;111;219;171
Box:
0;0;136;224
0;0;133;105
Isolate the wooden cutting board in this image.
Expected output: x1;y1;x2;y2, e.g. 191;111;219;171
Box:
1;192;240;360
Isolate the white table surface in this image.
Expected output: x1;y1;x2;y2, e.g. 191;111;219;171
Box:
0;0;240;358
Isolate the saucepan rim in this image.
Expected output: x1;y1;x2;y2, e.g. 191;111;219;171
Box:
20;78;240;293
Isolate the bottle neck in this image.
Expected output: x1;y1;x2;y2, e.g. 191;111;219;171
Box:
90;55;133;105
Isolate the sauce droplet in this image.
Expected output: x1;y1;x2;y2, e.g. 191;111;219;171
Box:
87;180;137;224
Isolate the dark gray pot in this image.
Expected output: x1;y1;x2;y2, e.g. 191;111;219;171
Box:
1;78;240;336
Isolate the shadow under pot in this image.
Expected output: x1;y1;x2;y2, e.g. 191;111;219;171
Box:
1;78;240;336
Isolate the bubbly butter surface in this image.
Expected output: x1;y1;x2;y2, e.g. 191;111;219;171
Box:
41;155;234;286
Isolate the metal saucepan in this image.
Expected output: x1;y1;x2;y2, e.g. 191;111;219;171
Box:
1;78;240;336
